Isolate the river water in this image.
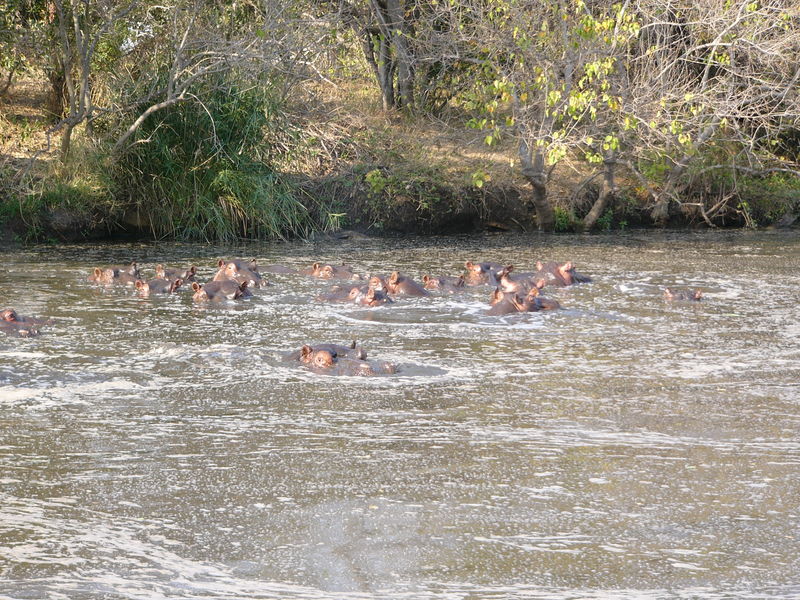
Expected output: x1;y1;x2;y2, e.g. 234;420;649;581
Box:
1;230;798;599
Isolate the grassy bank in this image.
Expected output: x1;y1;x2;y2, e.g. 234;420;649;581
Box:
1;76;798;243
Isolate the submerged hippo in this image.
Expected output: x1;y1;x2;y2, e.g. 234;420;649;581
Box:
495;265;542;295
155;264;197;282
464;261;504;286
213;259;266;288
301;262;361;280
316;285;393;307
192;280;252;302
135;278;183;296
284;340;367;361
384;272;429;297
88;262;141;286
664;288;703;301
296;344;396;376
486;286;560;316
533;261;592;288
422;274;466;293
0;308;50;337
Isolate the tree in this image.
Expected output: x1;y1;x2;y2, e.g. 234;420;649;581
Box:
628;0;800;224
461;0;640;231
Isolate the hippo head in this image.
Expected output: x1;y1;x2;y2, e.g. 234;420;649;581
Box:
300;345;336;369
363;288;392;306
1;309;19;322
191;282;208;301
368;275;386;290
421;275;438;289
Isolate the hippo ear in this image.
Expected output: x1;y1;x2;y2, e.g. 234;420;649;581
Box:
189;266;197;275
192;282;201;292
490;288;503;303
535;278;546;289
348;287;360;299
366;288;376;300
527;286;540;298
465;261;474;269
135;280;144;289
536;261;544;271
94;267;102;277
563;261;573;271
172;278;183;292
663;288;673;298
301;345;313;359
389;271;399;284
239;281;249;291
457;275;465;285
506;264;514;273
422;275;430;283
218;259;225;268
694;290;703;299
350;340;357;349
312;262;320;271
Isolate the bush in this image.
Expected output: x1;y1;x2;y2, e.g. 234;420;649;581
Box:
114;77;311;241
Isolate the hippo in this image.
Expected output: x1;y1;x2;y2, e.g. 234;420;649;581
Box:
297;345;397;376
486;289;538;316
486;287;560;315
534;261;592;287
464;261;504;286
316;284;361;303
218;258;260;273
0;308;50;337
349;286;393;307
495;265;542;295
155;264;197;282
367;275;387;290
213;259;266;288
88;262;141;286
135;278;183;296
284;340;367;361
422;274;466;293
524;285;561;311
316;284;392;307
664;288;703;301
301;262;362;280
191;280;252;302
384;271;429;297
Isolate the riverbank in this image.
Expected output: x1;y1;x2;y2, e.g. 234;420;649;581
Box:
2;77;798;244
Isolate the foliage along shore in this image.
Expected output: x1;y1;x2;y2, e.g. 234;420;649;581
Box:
1;0;799;243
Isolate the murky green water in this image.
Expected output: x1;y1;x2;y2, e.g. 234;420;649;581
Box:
1;230;799;599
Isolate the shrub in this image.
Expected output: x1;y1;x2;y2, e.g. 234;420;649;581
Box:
114;77;311;241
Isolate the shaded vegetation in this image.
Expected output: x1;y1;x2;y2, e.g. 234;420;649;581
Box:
1;0;798;241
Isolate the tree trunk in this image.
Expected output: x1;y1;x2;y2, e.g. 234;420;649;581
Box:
0;65;16;97
362;29;395;111
46;70;66;119
386;0;413;110
519;140;555;232
60;121;75;161
377;35;395;110
583;153;616;231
